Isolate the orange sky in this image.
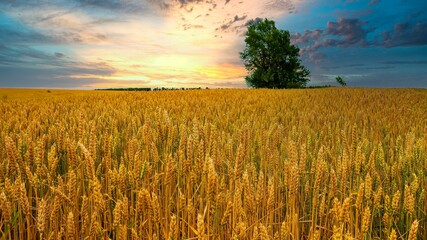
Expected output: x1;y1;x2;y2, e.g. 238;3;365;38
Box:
3;0;427;88
2;0;303;88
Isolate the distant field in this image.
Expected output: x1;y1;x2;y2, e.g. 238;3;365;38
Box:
0;88;426;239
0;89;113;100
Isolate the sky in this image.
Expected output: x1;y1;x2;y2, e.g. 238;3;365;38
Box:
0;0;426;89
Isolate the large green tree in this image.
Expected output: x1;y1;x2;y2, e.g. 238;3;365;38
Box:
240;19;310;88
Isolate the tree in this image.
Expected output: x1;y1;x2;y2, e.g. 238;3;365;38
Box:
336;76;347;87
240;19;310;89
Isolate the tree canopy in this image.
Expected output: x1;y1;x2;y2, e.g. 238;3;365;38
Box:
240;19;310;89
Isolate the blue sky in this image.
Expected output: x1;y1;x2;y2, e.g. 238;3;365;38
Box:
279;0;427;87
0;0;426;88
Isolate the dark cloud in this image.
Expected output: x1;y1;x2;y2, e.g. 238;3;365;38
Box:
292;17;424;62
74;0;154;12
326;18;370;47
295;18;371;57
87;18;128;26
177;0;203;5
376;22;427;47
0;0;44;7
0;26;54;45
3;0;171;17
61;61;116;76
368;0;380;6
1;0;208;16
294;19;427;62
149;0;171;10
382;60;427;65
407;10;425;20
0;66;119;89
244;18;263;27
183;24;204;30
221;17;270;37
75;0;122;9
291;29;323;44
234;15;247;22
0;45;56;65
0;12;109;47
217;15;247;31
176;0;220;10
55;52;65;58
38;8;77;23
0;42;116;80
0;76;102;89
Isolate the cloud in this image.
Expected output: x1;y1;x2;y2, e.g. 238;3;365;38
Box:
376;22;427;47
0;0;307;88
173;0;303;34
265;0;296;12
0;22;54;45
244;18;263;27
291;29;323;44
293;18;371;57
368;0;380;6
2;0;304;41
218;17;264;37
382;60;427;65
0;45;57;66
335;9;373;19
307;52;326;63
72;0;169;14
0;42;116;78
245;17;263;27
0;65;118;89
217;15;247;31
182;24;204;30
39;9;75;23
293;17;427;63
177;0;204;5
325;18;370;47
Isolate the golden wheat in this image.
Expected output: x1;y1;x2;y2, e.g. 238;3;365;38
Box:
0;88;426;239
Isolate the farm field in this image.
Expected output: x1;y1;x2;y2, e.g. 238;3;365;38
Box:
0;88;426;239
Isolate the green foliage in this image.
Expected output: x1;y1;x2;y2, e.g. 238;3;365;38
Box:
240;19;310;89
336;76;347;86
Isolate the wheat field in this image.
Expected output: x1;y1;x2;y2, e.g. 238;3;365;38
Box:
0;88;426;239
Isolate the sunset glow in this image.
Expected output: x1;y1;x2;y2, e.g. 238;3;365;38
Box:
1;0;427;88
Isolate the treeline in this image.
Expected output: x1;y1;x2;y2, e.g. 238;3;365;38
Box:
305;85;333;89
95;86;333;91
95;87;205;91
